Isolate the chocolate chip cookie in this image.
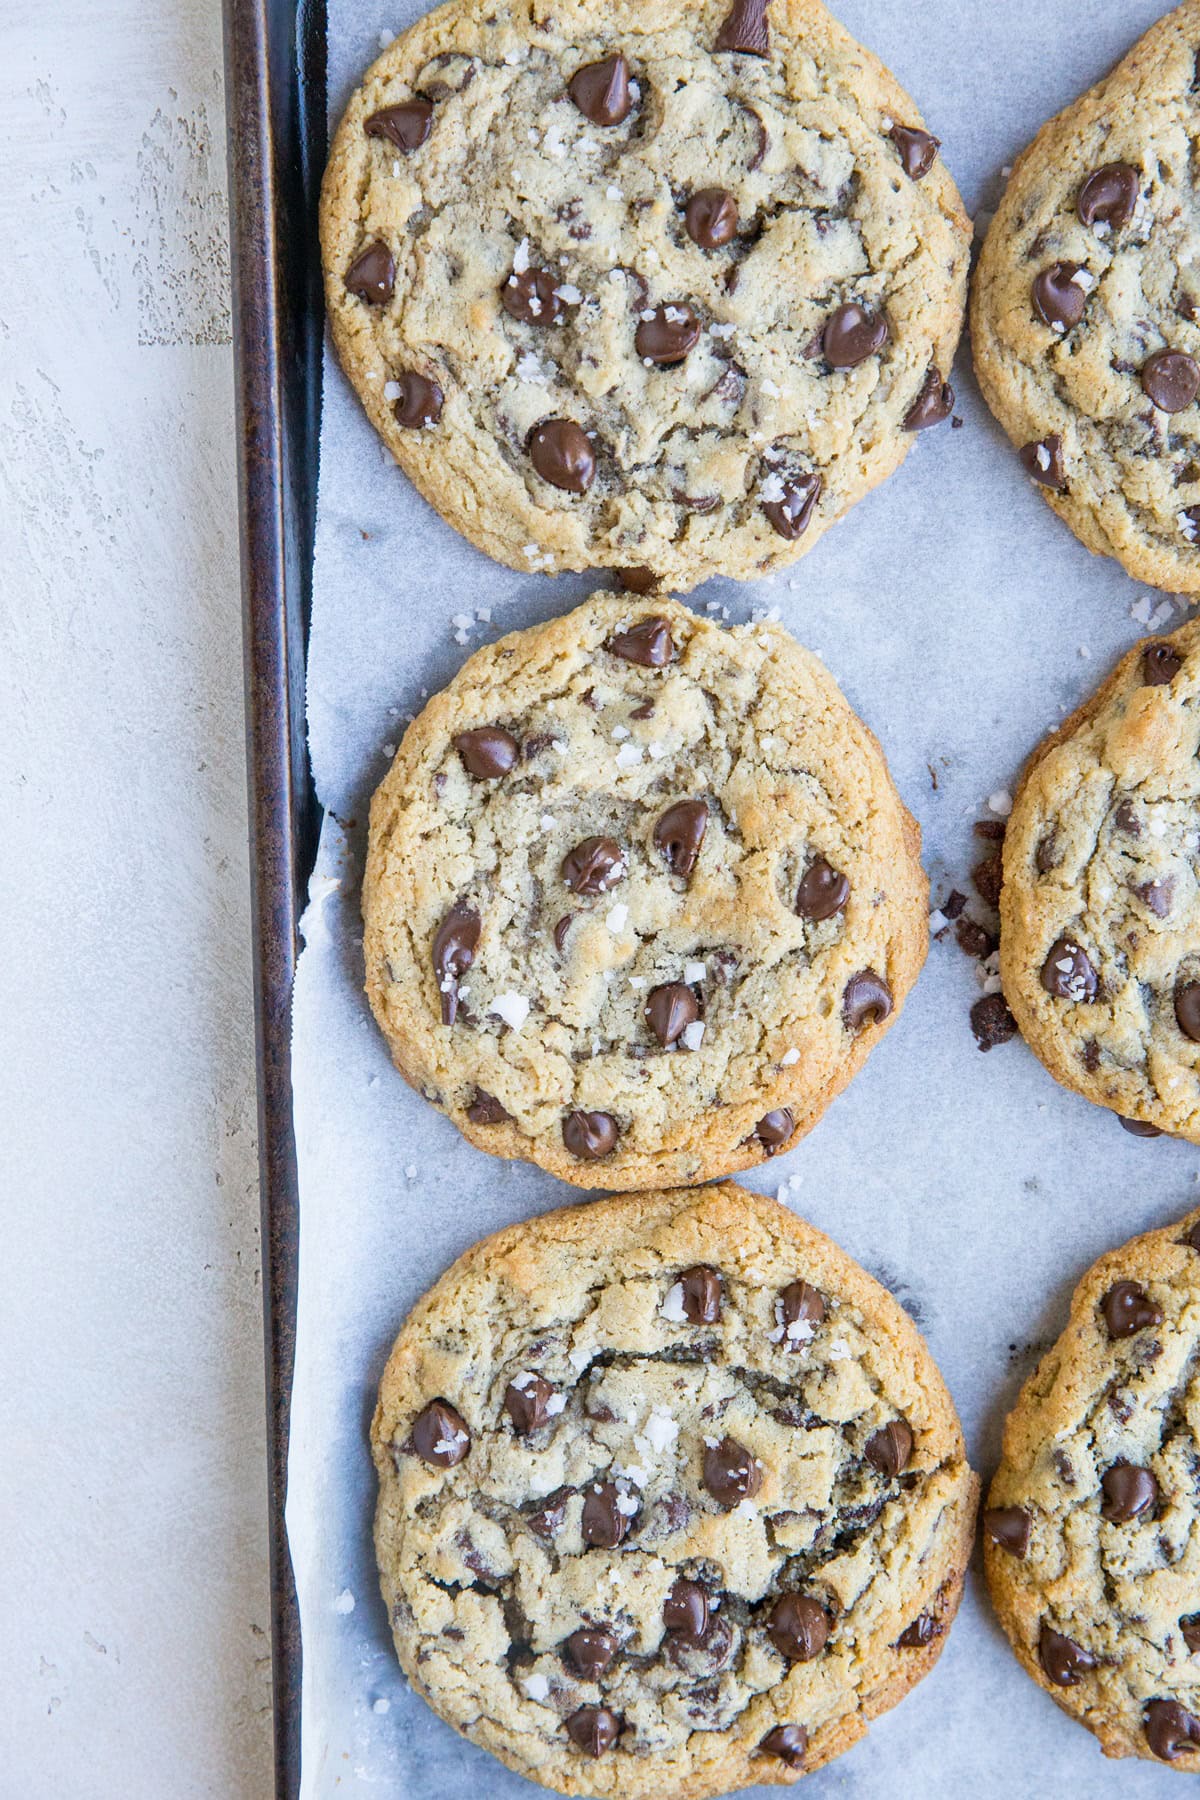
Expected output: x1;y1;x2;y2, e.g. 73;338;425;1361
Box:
320;0;970;592
374;1181;978;1797
972;1;1200;592
985;1205;1200;1768
999;617;1200;1140
363;593;927;1189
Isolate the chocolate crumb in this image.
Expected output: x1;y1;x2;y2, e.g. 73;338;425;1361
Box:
955;916;996;960
971;992;1018;1051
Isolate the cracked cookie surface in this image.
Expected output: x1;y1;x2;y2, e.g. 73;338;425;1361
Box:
320;0;969;592
972;0;1200;593
985;1206;1200;1768
1000;616;1200;1141
373;1182;978;1798
363;592;927;1190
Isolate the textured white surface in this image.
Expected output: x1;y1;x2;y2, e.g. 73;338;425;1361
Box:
0;0;272;1794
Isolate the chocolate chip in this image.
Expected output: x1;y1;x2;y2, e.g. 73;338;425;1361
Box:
1101;1280;1162;1338
646;982;700;1047
823;302;889;370
1078;162;1139;231
568;53;631;126
956;917;995;961
865;1419;913;1477
432;901;480;1024
410;1398;470;1467
663;1577;709;1640
1114;801;1140;836
1146;1699;1200;1761
759;1725;807;1768
527;1490;569;1538
1119;1115;1163;1138
943;889;968;918
903;366;954;431
888;122;940;180
971;993;1018;1052
616;565;661;595
702;1435;762;1507
843;969;893;1030
685;187;738;249
767;1594;830;1662
762;471;821;539
529;419;595;492
502;267;563;326
365;100;433;151
553;915;573;953
581;1480;634;1546
1144;641;1183;684
754;1109;794;1155
975;819;1006;841
676;1265;723;1324
778;1279;825;1349
345;241;395;304
608;614;676;665
714;0;769;54
1184;1220;1200;1252
392;372;443;428
972;853;1003;908
453;726;518;777
467;1088;510;1125
564;1628;618;1678
654;799;707;877
504;1374;556;1434
1040;938;1097;1003
1039;1624;1096;1687
636;303;701;367
1142;349;1200;414
1134;874;1175;918
796;856;849;921
1181;1615;1200;1654
983;1506;1031;1557
563;1110;619;1160
1101;1461;1158;1522
1032;264;1086;330
1177;980;1200;1041
1020;434;1067;491
897;1613;939;1649
561;836;624;895
565;1706;621;1757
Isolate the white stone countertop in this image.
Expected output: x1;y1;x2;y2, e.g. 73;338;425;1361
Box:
1;0;273;1792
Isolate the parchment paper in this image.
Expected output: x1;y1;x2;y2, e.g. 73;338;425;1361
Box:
290;2;1198;1791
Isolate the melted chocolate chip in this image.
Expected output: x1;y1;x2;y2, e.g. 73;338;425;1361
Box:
453;726;518;777
502;267;563;325
1145;1699;1200;1761
504;1374;556;1435
903;366;954;431
823;302;889;369
410;1398;470;1467
897;1613;939;1649
843;969;893;1030
685;187;739;249
568;53;631;126
1119;1115;1163;1138
1181;1615;1200;1654
365;100;433;151
565;1706;621;1757
762;470;821;539
1078;162;1139;231
754;1108;794;1154
673;1265;722;1325
553;914;573;954
392;372;443;428
467;1088;510;1126
1101;1279;1162;1338
779;1280;825;1348
865;1419;913;1477
1040;1624;1096;1687
565;1627;618;1679
1144;642;1183;684
581;1480;634;1546
1032;263;1086;330
529;419;595;492
1040;938;1097;1003
1020;434;1067;491
616;565;660;595
1135;874;1175;918
345;241;395;304
1142;349;1200;414
608;614;676;665
702;1435;762;1507
561;836;624;895
759;1725;807;1768
1101;1462;1158;1523
971;993;1019;1052
796;856;850;920
983;1506;1031;1557
1114;801;1140;836
1177;981;1200;1042
714;0;769;54
645;983;700;1048
889;123;940;181
767;1594;830;1662
654;799;707;877
635;303;701;366
432;901;480;1024
527;1490;569;1538
664;1577;709;1640
563;1110;619;1160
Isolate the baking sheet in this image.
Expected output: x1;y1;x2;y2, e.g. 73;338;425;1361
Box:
289;1;1199;1791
